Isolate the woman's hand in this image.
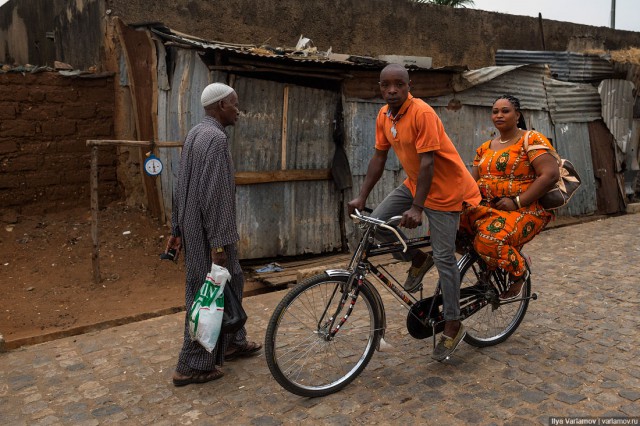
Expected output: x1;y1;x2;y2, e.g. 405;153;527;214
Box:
491;197;519;211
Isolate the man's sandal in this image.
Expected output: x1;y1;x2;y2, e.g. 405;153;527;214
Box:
225;341;262;361
172;368;224;387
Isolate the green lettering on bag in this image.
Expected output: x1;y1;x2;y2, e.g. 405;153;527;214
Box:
189;279;223;335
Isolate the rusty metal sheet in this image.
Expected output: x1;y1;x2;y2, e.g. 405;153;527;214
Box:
285;85;339;168
342;99;401;175
588;120;625;214
343;70;453;100
430;104;497;168
236;181;342;258
426;65;550;111
230;76;284;171
599;79;635;153
496;50;614;83
552;123;598;217
545;77;602;124
156;48;216;221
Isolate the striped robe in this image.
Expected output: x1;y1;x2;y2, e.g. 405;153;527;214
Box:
171;116;247;374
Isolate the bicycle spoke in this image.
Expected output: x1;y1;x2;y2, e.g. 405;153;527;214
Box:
461;257;530;347
266;276;379;396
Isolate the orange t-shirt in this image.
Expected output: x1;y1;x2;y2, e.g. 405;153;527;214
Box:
375;94;481;211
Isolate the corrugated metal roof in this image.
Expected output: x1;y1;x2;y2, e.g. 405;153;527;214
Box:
599;79;635;153
150;26;437;71
426;64;550;110
544;77;602;123
496;50;614;82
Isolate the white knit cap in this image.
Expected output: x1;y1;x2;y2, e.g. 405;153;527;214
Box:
201;83;234;107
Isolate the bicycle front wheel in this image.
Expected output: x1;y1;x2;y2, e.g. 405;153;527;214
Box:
264;273;381;397
460;257;531;347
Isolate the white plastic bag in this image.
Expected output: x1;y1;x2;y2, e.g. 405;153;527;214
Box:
187;263;230;352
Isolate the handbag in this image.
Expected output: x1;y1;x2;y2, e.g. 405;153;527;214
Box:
221;281;247;334
524;131;582;210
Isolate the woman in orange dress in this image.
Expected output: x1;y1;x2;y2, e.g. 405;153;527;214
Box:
460;95;559;300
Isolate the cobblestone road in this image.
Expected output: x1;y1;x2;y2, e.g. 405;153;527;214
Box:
1;214;639;425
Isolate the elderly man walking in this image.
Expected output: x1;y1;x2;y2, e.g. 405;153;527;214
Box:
165;82;261;386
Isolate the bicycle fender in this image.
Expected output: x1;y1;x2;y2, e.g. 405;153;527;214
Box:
324;269;387;347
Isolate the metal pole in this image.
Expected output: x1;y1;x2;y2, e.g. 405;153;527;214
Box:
611;0;616;29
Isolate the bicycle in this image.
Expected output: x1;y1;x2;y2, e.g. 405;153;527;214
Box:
264;209;537;397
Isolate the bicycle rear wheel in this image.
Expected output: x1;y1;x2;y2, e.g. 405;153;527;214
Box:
264;273;381;397
459;257;531;347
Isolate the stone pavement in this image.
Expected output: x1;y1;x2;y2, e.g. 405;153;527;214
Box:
1;214;640;425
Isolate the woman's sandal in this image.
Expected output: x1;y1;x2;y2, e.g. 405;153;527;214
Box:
500;277;525;301
172;368;224;387
225;341;263;361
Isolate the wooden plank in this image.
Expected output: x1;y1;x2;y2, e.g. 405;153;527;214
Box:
90;146;101;284
86;140;183;147
235;169;332;185
116;19;163;219
87;140;332;185
261;275;298;287
588;120;625;214
281;85;289;170
207;65;346;81
251;253;400;288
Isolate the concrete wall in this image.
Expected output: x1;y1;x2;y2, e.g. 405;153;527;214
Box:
2;0;640;70
0;72;119;215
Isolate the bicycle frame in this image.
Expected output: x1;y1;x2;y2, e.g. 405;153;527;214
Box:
323;210;533;346
321;211;470;344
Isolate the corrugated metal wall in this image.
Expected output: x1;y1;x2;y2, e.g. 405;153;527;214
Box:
544;77;602;124
232;76;342;258
551;123;597;216
151;48;631;259
155;57;343;259
342;98;428;242
599;79;635;154
156;48;214;223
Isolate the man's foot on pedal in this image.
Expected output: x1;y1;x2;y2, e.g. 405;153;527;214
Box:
431;323;466;362
403;254;434;293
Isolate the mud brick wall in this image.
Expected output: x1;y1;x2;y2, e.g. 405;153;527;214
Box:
0;72;119;216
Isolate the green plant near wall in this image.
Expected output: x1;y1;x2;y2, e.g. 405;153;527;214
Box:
413;0;475;7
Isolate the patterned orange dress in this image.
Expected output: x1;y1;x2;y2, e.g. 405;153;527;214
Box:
460;131;555;278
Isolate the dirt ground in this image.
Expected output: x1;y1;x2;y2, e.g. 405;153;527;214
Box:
0;202;597;349
0;203;266;348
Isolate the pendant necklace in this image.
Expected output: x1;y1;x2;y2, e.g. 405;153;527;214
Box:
388;110;403;138
499;130;521;144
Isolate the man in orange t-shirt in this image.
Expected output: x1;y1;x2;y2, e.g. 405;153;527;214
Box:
348;64;480;361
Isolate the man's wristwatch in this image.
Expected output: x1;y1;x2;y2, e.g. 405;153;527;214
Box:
215;247;225;253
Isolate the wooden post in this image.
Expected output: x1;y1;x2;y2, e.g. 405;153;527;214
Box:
90;145;101;284
281;85;289;170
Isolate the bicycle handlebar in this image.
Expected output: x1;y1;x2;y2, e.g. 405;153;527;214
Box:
350;209;408;253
